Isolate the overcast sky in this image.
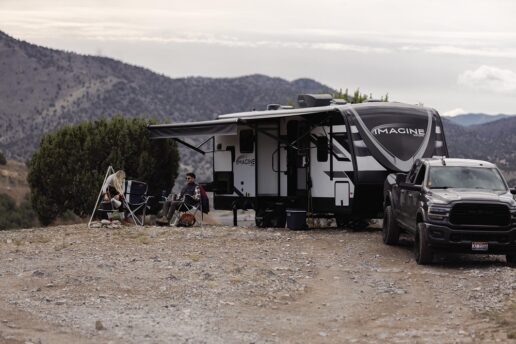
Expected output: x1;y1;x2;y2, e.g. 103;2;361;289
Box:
1;0;516;115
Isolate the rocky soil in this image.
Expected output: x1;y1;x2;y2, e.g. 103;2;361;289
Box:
1;222;516;343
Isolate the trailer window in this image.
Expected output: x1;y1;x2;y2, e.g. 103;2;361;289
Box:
316;136;328;162
240;130;254;153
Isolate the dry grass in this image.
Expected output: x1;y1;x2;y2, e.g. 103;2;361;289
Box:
0;160;29;204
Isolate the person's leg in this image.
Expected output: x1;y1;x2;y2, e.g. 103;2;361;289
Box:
156;200;172;224
166;201;179;221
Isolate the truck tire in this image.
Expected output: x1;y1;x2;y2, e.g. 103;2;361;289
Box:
415;222;433;265
506;254;516;267
382;205;400;245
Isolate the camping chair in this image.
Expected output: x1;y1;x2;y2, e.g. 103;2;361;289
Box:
88;166;152;227
124;180;152;226
169;194;204;227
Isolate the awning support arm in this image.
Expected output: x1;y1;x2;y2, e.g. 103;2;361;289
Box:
197;136;214;150
173;138;205;155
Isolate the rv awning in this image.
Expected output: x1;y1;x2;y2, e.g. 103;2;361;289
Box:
218;106;338;121
148;118;239;139
148;106;343;139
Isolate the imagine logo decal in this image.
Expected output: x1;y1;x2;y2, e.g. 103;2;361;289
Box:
371;123;425;137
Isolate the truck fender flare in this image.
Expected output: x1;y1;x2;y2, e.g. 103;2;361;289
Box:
416;208;427;223
384;191;393;209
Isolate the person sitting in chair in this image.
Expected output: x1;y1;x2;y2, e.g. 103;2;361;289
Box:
102;170;126;209
157;172;200;225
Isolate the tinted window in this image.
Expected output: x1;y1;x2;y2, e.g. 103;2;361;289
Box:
356;106;430;161
240;130;254;153
316;136;328;162
414;165;426;185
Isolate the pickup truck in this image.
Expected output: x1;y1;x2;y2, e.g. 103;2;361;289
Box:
383;157;516;265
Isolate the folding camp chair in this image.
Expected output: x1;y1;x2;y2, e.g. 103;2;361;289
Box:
88;166;152;227
169;194;204;227
124;180;152;226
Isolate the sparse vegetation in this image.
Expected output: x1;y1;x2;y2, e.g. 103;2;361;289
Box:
0;193;38;230
333;88;388;103
27;117;179;225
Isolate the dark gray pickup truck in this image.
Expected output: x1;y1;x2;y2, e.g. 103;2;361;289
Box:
383;157;516;265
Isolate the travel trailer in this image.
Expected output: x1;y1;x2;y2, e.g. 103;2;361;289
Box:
148;95;448;228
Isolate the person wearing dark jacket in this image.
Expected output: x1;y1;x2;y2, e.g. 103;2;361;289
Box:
157;172;200;225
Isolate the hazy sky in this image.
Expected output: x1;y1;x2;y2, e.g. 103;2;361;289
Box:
1;0;516;115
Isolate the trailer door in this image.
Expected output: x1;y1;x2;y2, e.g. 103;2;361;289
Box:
286;120;309;201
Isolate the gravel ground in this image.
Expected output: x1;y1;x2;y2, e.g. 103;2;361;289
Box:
1;221;516;343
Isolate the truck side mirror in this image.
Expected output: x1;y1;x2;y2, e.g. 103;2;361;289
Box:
395;173;407;184
400;182;422;192
510;188;516;195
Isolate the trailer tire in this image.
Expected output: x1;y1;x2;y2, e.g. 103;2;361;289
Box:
347;219;370;231
382;206;400;245
506;254;516;267
335;215;349;229
415;223;433;265
255;207;286;228
255;208;267;228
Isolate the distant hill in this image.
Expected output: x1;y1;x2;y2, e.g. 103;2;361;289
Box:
0;31;334;163
446;113;513;126
443;116;516;173
1;30;515;187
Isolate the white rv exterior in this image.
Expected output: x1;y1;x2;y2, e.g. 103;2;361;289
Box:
149;98;448;228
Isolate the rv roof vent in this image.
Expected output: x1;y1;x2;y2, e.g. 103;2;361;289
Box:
267;104;294;110
297;94;333;108
331;98;347;105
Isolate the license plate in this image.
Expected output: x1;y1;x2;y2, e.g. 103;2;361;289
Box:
472;242;488;251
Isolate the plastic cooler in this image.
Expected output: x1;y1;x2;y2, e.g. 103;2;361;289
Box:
286;209;307;230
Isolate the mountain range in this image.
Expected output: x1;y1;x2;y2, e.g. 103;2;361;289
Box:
0;30;515;185
0;31;333;162
446;113;513;126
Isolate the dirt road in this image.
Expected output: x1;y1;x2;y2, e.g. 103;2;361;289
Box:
1;223;515;343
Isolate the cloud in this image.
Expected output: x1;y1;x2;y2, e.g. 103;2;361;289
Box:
427;46;516;58
458;65;516;94
442;108;467;117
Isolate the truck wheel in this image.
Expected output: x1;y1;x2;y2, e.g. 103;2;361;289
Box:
382;205;400;245
415;223;433;265
506;254;516;267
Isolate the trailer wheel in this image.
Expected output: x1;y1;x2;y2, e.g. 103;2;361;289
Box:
415;223;433;265
347;219;370;231
506;254;516;267
382;206;400;245
255;207;286;228
335;215;349;229
255;208;267;228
